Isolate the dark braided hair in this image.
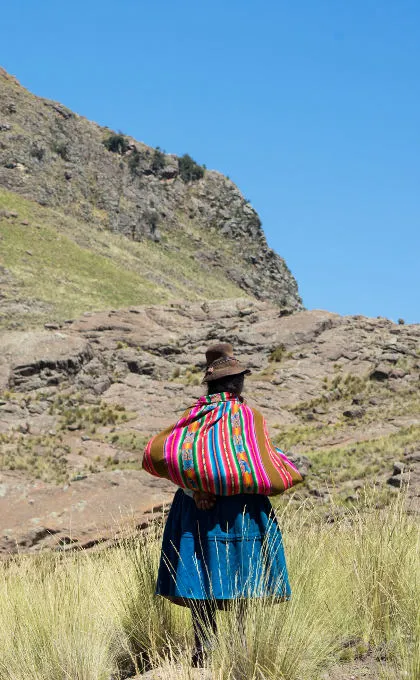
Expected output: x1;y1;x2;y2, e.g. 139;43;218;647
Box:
207;372;245;397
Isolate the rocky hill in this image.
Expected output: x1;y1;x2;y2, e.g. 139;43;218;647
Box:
0;300;418;553
0;68;419;558
0;66;301;330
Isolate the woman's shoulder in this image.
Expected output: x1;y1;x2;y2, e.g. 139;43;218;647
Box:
239;400;264;420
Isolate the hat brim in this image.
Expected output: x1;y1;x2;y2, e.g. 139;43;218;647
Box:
202;366;251;384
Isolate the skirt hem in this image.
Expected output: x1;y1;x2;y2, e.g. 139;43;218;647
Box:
156;592;291;609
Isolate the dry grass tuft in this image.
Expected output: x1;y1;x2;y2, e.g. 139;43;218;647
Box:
0;490;418;679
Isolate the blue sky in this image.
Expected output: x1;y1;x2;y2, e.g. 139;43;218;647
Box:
2;0;419;322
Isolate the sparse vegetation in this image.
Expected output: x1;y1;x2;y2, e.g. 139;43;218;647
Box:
178;153;205;183
306;424;420;485
273;420;344;450
289;373;370;413
171;365;201;386
103;133;129;154
128;147;141;175
102;430;148;453
55;398;132;432
151;147;165;175
269;343;287;362
0;431;69;483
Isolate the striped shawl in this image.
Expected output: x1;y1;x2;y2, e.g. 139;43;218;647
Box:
143;392;302;496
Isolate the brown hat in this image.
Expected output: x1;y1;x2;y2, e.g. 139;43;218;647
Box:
202;342;251;383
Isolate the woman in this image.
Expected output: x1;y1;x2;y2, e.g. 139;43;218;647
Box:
143;343;298;667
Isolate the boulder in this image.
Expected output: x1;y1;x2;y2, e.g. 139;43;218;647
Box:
387;473;410;488
343;407;366;419
286;452;312;479
0;330;93;390
370;364;390;381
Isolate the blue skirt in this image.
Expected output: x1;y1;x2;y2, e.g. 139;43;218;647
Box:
156;489;291;607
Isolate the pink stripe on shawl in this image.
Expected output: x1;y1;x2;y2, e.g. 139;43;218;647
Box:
262;420;292;488
276;447;300;472
212;403;233;494
220;403;240;494
166;427;184;485
165;407;200;485
194;412;207;491
210;405;224;494
200;404;219;494
142;439;157;476
241;404;272;494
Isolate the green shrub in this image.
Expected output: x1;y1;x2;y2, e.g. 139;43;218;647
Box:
103;133;129;154
398;318;405;325
128;148;141;175
269;344;286;363
30;145;45;161
178;154;205;183
151;147;165;175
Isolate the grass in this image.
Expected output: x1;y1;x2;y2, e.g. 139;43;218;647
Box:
0;193;167;323
56;401;133;432
0;491;418;679
0;393;139;483
171;364;202;386
273;420;344;450
272;369;420;459
101;431;149;471
288;374;371;414
268;344;287;363
0;188;246;329
306;424;420;484
102;430;149;452
274;385;420;453
0;432;69;483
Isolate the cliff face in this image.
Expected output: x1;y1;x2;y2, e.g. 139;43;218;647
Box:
0;67;302;309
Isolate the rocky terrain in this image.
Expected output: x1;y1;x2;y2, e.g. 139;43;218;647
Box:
0;66;301;328
0;299;418;554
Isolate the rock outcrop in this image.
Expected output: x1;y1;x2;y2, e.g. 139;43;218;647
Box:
0;330;92;391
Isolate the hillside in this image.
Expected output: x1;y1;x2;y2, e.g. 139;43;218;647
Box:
0;66;302;327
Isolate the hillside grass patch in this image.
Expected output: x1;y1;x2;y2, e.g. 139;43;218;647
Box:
306;424;420;484
0;192;167;327
101;430;149;452
273;420;345;450
0;189;246;329
0;432;69;483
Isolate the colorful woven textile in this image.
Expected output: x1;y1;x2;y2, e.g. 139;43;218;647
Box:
143;392;302;496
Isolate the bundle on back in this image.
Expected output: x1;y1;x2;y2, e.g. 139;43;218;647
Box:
143;392;302;495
